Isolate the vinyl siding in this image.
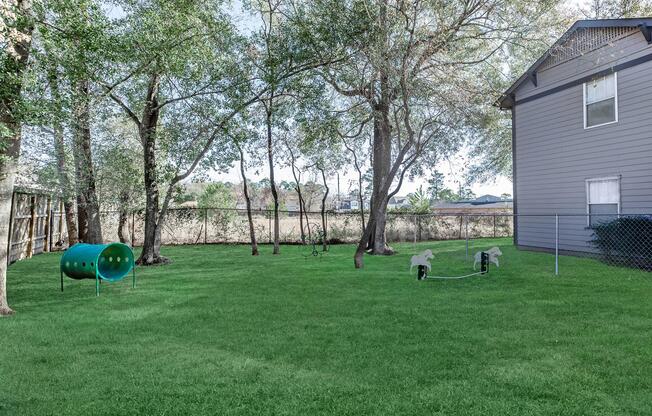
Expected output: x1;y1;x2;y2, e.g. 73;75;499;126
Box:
516;30;652;101
513;34;652;253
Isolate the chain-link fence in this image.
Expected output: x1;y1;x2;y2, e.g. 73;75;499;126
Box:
14;205;652;274
93;208;514;247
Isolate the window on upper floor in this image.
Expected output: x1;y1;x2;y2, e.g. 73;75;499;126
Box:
583;73;618;129
586;177;620;227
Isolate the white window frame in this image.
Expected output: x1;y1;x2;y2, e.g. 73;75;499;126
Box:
585;176;621;226
583;72;618;130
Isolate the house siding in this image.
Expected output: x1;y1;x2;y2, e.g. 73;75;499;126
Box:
513;32;652;253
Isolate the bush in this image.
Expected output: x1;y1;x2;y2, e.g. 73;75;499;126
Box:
590;216;652;270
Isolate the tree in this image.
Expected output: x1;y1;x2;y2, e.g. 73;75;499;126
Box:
458;186;476;201
245;0;340;254
197;182;237;243
93;118;142;245
315;163;330;251
283;135;309;244
39;34;78;245
197;182;236;209
426;171;445;202
297;0;558;267
579;0;652;18
103;0;260;265
465;4;577;184
248;0;293;255
407;186;430;214
437;188;459;202
338;122;370;234
236;141;259;255
0;0;33;315
42;0;107;243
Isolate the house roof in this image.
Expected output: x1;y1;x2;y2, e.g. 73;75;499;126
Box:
443;194;512;205
431;201;512;210
497;18;652;109
472;194;504;204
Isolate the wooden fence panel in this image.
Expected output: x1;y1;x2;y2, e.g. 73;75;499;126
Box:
8;191;66;264
9;193;33;263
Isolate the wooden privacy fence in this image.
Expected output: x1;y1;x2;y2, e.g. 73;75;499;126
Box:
7;188;67;265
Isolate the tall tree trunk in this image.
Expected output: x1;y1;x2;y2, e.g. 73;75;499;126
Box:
0;0;33;315
238;145;258;255
361;2;393;257
47;64;78;246
354;207;377;269
72;79;103;243
75;192;88;242
137;74;167;265
117;190;129;244
297;190;305;243
367;100;393;255
318;166;329;251
265;99;280;254
357;175;365;235
0;165;17;315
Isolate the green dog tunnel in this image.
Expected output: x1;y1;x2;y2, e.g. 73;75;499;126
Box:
60;243;136;296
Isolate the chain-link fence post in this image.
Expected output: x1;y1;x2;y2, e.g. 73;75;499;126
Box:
465;215;469;261
555;214;559;275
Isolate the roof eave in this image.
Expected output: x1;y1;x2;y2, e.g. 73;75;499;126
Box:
494;18;652;110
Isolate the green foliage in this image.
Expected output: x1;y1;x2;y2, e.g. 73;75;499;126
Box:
426;171;445;201
458;187;476;201
579;0;652;18
197;182;236;209
407;186;431;214
437;188;460;202
590;216;652;270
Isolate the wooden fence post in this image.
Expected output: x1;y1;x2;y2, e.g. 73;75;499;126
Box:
6;191;16;266
44;197;52;252
26;196;36;258
493;214;497;238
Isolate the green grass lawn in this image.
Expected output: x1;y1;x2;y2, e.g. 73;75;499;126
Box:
1;239;652;415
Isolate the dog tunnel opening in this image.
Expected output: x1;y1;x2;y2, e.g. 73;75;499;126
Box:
97;244;133;281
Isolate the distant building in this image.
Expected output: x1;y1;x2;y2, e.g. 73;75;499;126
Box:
337;195;369;212
431;195;513;214
387;196;410;210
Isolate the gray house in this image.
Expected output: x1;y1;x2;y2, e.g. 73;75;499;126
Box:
498;18;652;253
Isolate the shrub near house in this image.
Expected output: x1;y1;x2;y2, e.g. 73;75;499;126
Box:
590;216;652;270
